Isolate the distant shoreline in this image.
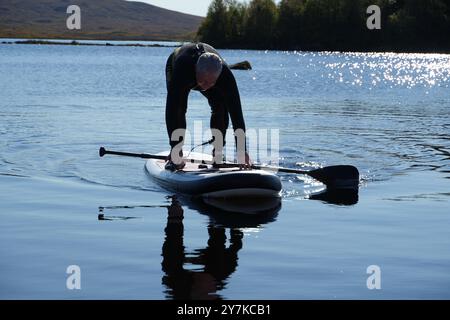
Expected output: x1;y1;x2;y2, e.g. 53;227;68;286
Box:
1;39;180;48
2;39;449;55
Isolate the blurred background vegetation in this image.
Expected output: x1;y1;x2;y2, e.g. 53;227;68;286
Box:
197;0;450;52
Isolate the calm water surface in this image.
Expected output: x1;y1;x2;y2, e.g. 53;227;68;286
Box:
0;42;449;299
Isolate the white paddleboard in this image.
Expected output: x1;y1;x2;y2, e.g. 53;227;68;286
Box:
145;151;282;198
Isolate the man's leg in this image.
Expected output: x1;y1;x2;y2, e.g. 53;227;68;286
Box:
165;52;186;170
165;99;187;169
201;88;229;163
207;94;228;163
202;89;229;164
211;104;229;162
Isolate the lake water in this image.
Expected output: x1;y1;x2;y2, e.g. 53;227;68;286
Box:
1;42;449;299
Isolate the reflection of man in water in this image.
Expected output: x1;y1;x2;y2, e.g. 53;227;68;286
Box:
161;197;243;300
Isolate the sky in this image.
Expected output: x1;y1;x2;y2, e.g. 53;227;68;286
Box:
127;0;213;17
128;0;281;17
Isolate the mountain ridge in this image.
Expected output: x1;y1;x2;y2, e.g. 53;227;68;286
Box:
0;0;204;41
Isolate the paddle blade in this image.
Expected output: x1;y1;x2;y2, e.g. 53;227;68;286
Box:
307;165;360;189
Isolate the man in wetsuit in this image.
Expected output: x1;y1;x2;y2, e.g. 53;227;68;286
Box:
164;42;251;171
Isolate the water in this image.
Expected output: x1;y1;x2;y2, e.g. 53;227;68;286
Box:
1;42;449;299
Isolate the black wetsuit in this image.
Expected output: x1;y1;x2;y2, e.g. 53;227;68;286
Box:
165;43;246;150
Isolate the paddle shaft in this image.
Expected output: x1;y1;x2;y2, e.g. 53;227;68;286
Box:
100;147;214;165
251;165;310;175
100;148;166;160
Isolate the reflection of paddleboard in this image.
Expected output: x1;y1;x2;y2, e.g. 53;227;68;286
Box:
145;151;282;198
181;196;281;228
202;197;281;214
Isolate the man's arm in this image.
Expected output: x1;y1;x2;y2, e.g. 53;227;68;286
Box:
221;67;246;133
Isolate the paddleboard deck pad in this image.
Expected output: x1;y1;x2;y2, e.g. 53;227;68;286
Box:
145;152;282;198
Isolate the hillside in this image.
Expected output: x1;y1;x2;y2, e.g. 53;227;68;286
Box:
0;0;204;41
198;0;450;52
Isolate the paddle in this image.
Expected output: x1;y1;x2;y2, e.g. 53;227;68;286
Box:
99;147;359;189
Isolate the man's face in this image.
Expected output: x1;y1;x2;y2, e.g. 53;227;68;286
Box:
196;70;218;91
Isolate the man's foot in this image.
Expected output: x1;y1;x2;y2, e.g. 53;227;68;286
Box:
165;160;186;171
211;151;225;169
212;162;222;169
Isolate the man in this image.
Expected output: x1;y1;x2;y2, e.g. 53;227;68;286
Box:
164;42;251;171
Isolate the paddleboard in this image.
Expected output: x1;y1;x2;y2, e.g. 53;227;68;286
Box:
145;151;282;198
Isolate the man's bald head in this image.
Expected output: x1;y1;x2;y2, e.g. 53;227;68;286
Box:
196;52;223;91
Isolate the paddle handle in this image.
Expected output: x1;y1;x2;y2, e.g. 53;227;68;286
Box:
229;60;252;70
